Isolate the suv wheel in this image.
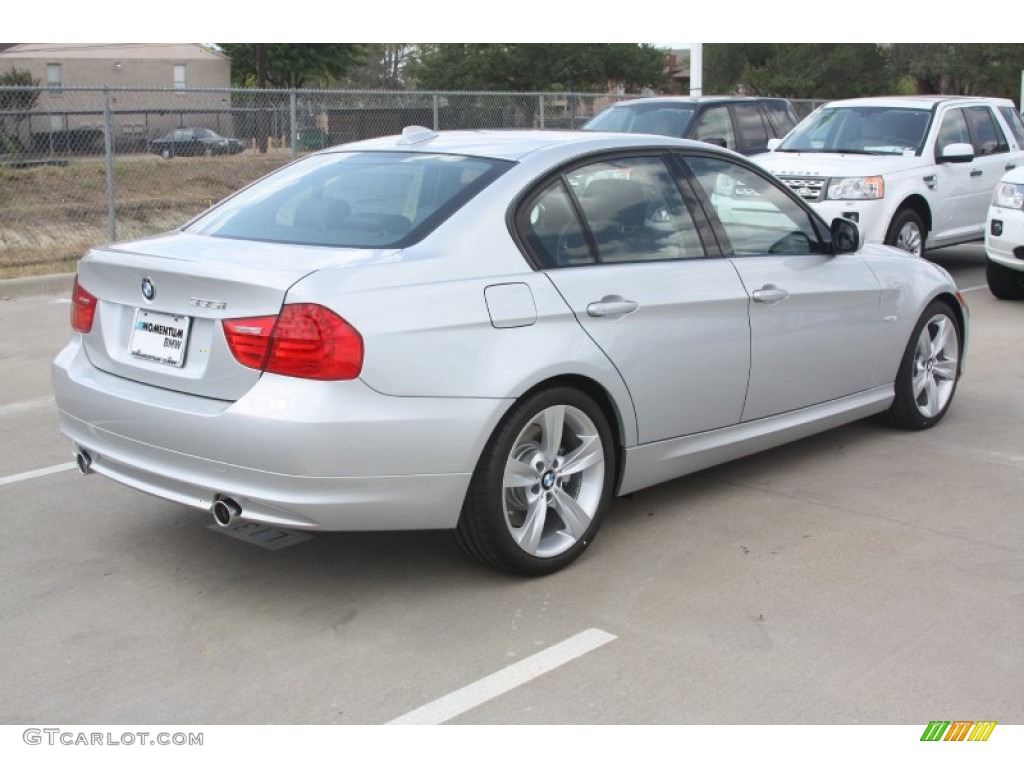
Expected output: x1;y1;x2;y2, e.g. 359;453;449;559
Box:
986;259;1024;300
885;208;926;258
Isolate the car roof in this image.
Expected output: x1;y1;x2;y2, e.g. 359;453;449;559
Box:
602;96;788;107
821;95;1015;110
323;128;711;162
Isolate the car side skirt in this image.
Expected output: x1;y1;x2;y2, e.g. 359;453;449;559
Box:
618;386;893;495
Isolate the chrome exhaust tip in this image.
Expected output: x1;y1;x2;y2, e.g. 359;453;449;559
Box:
75;449;93;475
212;496;242;528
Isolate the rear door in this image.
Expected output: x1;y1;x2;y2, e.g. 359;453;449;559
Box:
681;153;882;421
518;154;751;444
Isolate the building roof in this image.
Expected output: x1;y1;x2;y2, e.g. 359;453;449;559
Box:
0;43;229;60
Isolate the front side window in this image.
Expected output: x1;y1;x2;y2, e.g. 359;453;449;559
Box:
936;108;971;154
693;106;736;151
188;151;511;249
965;106;1008;156
685;156;823;256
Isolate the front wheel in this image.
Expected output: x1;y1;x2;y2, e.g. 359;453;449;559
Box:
885;208;926;258
887;301;961;430
455;387;614;576
986;259;1024;300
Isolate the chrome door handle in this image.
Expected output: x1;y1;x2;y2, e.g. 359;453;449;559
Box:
751;284;789;304
587;296;639;318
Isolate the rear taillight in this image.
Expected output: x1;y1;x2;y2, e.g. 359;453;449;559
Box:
71;276;97;333
223;303;363;381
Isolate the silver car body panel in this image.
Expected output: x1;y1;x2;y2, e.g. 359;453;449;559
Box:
53;130;966;534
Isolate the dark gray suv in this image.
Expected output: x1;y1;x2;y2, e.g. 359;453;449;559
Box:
583;96;799;156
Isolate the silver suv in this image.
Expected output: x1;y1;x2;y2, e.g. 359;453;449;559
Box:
754;96;1024;258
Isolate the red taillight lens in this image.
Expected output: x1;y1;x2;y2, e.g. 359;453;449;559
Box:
71;276;97;333
223;304;363;381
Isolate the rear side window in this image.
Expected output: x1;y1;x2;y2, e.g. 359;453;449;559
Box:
518;156;706;268
997;106;1024;146
965;107;1009;155
733;104;769;149
762;101;797;136
188;151;511;248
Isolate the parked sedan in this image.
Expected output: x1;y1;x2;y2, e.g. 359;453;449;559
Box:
54;127;966;575
150;128;244;158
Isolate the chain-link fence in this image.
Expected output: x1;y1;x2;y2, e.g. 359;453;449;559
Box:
0;86;822;277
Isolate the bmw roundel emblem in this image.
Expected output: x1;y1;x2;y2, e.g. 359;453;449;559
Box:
141;277;155;301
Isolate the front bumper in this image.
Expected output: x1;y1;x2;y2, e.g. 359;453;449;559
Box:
53;338;511;531
985;206;1024;271
805;198;891;244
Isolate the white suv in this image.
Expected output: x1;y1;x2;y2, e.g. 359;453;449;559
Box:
985;167;1024;299
754;96;1024;258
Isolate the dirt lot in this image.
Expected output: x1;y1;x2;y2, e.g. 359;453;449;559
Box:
0;151;293;278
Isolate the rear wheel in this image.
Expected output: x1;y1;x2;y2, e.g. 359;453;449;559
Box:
986;259;1024;300
885;208;926;258
887;301;961;430
455;387;614;576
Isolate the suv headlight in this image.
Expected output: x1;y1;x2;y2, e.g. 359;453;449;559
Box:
827;176;885;200
993;181;1024;210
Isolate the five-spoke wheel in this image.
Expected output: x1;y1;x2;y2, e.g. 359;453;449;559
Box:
888;301;961;429
456;387;613;575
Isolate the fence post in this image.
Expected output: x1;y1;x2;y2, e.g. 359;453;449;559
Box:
432;94;439;131
102;86;117;242
290;90;298;160
538;94;545;129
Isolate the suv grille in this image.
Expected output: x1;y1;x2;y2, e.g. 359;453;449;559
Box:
780;177;825;202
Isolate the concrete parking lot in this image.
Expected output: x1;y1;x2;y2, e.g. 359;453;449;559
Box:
1;244;1021;725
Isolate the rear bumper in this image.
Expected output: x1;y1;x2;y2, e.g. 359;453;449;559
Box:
53;337;511;530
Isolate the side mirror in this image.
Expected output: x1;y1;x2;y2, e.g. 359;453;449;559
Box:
937;142;974;163
830;217;861;254
766;138;783;151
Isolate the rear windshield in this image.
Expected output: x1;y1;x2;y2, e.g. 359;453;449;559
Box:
584;103;697;138
778;106;931;155
187;151;512;248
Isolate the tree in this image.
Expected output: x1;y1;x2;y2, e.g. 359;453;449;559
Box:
889;44;1024;100
218;44;367;88
704;44;893;99
407;44;668;92
341;44;416;89
0;67;40;154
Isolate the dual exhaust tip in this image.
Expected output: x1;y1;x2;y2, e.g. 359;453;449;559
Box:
211;496;242;528
75;447;242;528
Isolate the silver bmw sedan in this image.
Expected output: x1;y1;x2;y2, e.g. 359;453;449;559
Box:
53;127;966;575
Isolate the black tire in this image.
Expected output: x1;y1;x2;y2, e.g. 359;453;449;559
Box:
885;208;926;258
887;301;962;430
986;259;1024;300
454;386;615;576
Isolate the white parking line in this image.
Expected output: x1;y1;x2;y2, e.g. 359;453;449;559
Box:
959;284;988;292
388;627;618;725
0;396;55;417
0;462;76;487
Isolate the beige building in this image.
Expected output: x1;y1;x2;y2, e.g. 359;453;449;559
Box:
0;43;235;147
